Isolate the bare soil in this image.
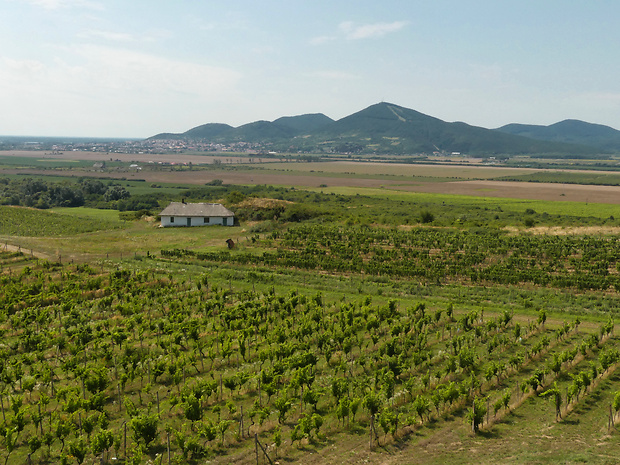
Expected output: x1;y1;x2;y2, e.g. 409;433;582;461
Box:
394;179;620;205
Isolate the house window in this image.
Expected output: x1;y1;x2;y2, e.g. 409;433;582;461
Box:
204;217;209;223
170;217;174;223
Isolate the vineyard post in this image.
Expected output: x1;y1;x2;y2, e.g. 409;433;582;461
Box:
38;404;43;435
157;392;160;415
167;431;171;465
240;405;244;438
610;403;613;431
486;398;490;425
255;433;259;465
258;377;262;407
124;422;127;459
472;400;476;433
117;384;122;412
0;394;5;422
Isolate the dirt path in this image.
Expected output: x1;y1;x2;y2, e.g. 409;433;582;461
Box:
1;242;50;260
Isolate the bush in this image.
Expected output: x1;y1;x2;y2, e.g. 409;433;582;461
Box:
420;210;435;224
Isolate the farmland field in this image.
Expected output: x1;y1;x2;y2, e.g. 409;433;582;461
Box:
2;153;620;464
6;158;620;205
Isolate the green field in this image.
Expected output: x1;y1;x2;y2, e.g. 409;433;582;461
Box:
3;159;620;464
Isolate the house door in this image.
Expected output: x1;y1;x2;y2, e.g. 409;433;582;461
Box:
187;218;191;227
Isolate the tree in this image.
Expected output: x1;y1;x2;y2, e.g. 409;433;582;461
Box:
541;382;563;421
104;186;130;202
130;413;159;448
68;436;88;464
412;395;430;424
182;393;202;423
91;429;114;459
336;397;350;426
273;395;292;424
3;427;18;465
419;210;434;224
466;397;487;433
363;391;382;447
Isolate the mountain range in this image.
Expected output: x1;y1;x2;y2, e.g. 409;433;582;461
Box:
150;102;620;156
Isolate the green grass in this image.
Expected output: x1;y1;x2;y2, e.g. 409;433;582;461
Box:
0;155;95;169
311;186;620;220
0;205;125;237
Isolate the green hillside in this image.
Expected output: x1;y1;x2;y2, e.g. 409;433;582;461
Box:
148;102;604;156
496;119;620;152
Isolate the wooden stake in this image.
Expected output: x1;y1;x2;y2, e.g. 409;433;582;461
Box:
167;431;171;465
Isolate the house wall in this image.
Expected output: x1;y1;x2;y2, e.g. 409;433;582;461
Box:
161;216;234;227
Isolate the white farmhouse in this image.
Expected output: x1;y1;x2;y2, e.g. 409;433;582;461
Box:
159;202;235;227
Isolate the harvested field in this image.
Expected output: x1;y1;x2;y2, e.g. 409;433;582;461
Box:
394;179;620;204
263;161;539;178
6;167;620;205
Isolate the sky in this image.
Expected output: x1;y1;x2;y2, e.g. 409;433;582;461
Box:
2;0;620;138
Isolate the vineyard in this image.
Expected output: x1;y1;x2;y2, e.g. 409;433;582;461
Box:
0;240;619;465
3;165;620;464
163;223;620;291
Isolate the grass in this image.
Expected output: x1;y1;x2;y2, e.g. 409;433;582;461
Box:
4;161;620;463
0;205;125;237
310;186;620;220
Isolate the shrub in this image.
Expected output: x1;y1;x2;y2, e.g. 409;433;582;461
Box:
420;210;434;224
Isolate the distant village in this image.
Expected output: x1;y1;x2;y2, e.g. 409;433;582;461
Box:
1;138;271;155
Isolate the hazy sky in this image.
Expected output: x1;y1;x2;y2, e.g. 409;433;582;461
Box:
2;0;620;138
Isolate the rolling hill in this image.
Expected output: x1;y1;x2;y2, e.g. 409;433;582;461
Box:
495;119;620;152
149;102;608;156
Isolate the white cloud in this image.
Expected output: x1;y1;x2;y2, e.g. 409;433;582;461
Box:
339;21;409;40
66;45;242;96
311;70;360;80
311;20;408;44
309;35;335;46
77;28;172;43
79;30;134;42
0;46;243;136
20;0;103;10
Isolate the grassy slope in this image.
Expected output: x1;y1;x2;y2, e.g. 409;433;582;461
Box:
3;166;620;463
313;186;620;219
